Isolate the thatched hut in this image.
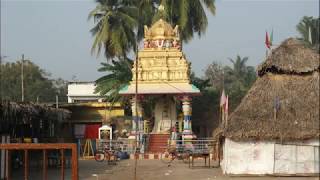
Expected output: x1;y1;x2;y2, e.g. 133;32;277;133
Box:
0;101;70;139
216;38;319;175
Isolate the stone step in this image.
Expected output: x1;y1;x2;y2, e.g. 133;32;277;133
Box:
147;134;170;153
149;135;170;139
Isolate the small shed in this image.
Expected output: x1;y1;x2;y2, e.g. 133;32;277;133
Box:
215;38;319;175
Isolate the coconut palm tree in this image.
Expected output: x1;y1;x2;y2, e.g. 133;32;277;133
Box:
88;0;138;60
296;16;319;49
223;55;256;111
227;55;249;79
153;0;216;42
95;58;133;105
224;55;256;92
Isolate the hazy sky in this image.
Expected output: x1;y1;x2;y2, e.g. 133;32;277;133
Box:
1;0;319;81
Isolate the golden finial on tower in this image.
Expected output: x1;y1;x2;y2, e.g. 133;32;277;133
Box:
158;4;164;11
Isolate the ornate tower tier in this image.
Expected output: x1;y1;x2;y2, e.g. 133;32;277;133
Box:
132;50;190;83
120;19;199;95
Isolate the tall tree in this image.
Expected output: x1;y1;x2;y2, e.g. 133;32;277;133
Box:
204;61;224;90
1;60;67;103
225;56;256;110
296;16;319;50
88;0;138;60
227;55;249;79
204;56;256;112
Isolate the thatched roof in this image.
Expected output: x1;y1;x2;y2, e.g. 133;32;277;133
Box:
258;38;319;76
222;38;320;141
0;101;70;134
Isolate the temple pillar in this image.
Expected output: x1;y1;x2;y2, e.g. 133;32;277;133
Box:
181;96;193;140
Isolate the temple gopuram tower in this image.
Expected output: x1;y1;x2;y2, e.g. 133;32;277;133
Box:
119;19;200;147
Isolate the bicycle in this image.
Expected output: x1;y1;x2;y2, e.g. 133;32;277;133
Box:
94;147;120;164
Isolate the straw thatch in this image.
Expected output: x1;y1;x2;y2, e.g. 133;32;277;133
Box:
0;101;70;134
258;38;319;75
222;38;319;141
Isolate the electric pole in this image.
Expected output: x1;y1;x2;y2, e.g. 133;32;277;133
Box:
21;54;25;102
134;51;139;180
0;55;8;102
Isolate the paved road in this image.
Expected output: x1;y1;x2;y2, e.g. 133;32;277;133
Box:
11;159;318;180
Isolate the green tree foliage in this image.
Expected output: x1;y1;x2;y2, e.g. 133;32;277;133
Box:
95;58;133;105
192;56;256;136
296;16;319;51
190;72;217;137
224;55;256;110
89;0;216;59
0;60;67;103
88;0;138;60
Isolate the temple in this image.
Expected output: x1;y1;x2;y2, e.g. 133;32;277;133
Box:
119;19;200;151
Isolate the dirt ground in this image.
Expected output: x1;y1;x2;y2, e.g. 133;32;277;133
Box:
11;159;319;180
80;159;318;180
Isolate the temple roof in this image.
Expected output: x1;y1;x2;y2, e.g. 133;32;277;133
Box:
144;19;179;40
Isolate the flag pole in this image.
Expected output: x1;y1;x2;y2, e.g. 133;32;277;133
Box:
308;26;312;44
221;69;225;125
266;49;268;58
225;96;229;128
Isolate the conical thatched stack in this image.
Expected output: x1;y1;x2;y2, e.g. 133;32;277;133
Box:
222;38;319;141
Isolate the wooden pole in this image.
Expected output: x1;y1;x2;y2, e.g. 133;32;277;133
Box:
24;149;28;180
71;144;78;180
6;150;11;180
60;149;65;180
43;150;47;180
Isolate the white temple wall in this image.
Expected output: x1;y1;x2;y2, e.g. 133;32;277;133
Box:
222;138;319;175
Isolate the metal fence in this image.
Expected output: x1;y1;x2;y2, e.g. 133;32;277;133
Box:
96;138;218;155
96;139;142;154
166;139;217;154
